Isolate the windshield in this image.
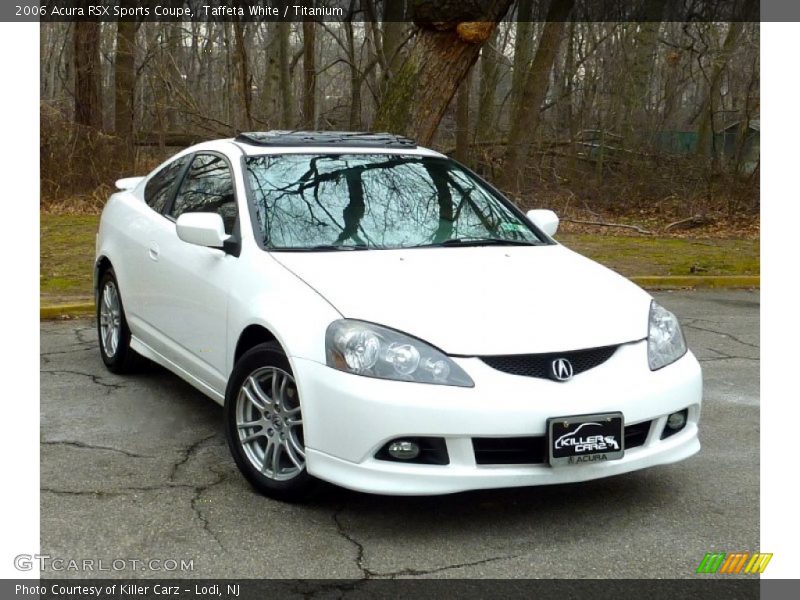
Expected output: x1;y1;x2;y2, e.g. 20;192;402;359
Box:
244;154;546;250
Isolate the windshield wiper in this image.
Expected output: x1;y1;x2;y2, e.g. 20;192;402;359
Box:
412;237;540;248
269;244;370;252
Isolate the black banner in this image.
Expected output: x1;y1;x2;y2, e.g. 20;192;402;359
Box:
2;579;769;600
6;0;764;23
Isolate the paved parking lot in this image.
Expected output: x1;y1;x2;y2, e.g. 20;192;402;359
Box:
40;290;759;579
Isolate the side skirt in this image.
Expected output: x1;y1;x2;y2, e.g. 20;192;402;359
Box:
130;336;226;405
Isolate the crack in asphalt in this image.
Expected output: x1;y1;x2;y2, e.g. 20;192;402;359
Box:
189;471;227;551
332;508;518;579
41;369;126;390
41;346;95;358
698;347;758;363
683;321;759;351
41;440;150;458
41;427;228;550
41;488;128;498
74;326;97;346
168;433;220;482
43;438;229;551
372;553;522;578
168;432;227;550
40;483;196;497
332;509;369;578
699;356;759;363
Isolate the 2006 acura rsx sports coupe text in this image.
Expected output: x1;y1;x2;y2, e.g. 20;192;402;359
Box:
95;131;701;501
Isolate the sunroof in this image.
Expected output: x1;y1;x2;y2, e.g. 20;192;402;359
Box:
235;130;417;149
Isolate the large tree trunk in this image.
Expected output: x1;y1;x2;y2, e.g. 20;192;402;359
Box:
373;0;512;145
345;16;362;130
233;20;253;130
620;0;668;142
509;0;535;119
73;21;102;129
114;20;136;137
278;21;293;128
114;18;137;168
696;22;744;160
500;0;575;192
475;26;500;141
164;23;182;132
454;70;471;163
302;19;316;129
380;0;408;98
259;22;281;127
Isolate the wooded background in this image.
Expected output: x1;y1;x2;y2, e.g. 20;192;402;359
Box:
39;0;760;222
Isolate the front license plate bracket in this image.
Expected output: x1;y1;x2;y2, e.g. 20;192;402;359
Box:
547;412;625;467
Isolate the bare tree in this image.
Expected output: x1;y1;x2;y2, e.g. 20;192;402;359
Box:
303;19;317;129
696;22;744;159
114;17;137;167
454;70;471;163
233;20;254;130
475;26;500;141
500;0;575;192
380;0;408;91
74;21;102;129
374;0;512;144
278;21;294;127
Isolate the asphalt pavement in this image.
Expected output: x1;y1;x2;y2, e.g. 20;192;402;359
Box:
39;290;759;579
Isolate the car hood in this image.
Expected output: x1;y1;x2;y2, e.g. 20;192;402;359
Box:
272;244;652;356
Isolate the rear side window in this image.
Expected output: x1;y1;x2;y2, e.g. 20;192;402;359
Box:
169;154;238;235
144;156;188;213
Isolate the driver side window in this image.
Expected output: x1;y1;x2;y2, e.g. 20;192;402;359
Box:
169;153;238;235
144;156;187;213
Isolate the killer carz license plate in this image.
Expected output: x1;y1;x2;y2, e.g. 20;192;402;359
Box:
547;412;625;466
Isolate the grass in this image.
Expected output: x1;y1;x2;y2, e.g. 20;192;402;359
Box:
558;233;760;278
40;214;759;305
41;214;98;303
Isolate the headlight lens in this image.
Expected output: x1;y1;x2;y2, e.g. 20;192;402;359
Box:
647;300;687;370
325;320;473;387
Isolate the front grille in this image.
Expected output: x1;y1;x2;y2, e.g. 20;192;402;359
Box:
472;436;548;465
480;345;619;380
625;420;652;447
472;421;651;465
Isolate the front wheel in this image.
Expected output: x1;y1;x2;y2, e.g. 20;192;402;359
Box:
97;268;141;373
224;342;317;501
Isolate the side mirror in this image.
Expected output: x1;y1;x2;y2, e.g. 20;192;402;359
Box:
526;209;559;237
176;212;229;249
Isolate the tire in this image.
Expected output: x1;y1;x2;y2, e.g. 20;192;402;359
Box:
224;342;317;502
96;268;141;374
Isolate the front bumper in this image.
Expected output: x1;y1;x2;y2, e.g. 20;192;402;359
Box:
291;340;702;495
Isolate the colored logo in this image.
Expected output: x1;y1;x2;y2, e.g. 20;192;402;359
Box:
696;552;772;574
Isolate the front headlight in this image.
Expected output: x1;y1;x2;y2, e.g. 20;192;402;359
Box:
648;300;687;370
325;319;474;387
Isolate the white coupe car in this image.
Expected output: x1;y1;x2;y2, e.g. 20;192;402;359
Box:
95;131;701;500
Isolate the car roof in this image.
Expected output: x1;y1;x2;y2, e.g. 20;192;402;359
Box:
236;130;417;148
182;131;446;159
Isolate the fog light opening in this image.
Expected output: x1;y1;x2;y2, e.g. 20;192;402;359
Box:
387;440;420;460
662;409;689;439
667;411;687;431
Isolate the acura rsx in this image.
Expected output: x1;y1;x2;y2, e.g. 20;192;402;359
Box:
94;131;701;501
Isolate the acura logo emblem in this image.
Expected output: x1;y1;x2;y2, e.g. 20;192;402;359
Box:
550;358;574;382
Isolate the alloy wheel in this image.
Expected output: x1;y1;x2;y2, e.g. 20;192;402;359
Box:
235;367;305;481
99;280;122;358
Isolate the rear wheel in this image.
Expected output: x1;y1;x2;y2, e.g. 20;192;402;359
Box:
97;268;141;373
224;342;317;501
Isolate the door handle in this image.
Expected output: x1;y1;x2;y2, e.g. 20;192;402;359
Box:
148;243;160;261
